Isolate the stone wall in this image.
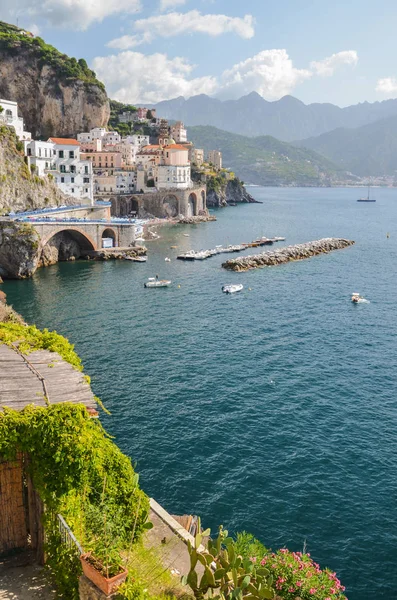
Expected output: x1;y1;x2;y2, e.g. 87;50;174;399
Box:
108;186;207;219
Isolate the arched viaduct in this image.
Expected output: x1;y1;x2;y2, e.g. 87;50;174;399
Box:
108;186;207;218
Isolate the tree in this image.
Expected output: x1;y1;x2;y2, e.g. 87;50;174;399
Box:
146;110;154;120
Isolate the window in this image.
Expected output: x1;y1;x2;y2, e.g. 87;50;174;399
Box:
71;177;75;183
71;188;75;193
70;165;76;173
85;188;89;193
61;177;65;183
83;177;90;183
69;151;74;159
59;150;64;158
60;165;66;173
53;150;56;156
39;148;42;157
84;166;88;174
27;148;32;156
45;162;49;169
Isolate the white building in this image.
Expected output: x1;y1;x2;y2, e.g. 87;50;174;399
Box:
116;170;136;195
103;131;121;145
208;150;222;170
0;99;31;141
170;121;187;144
157;165;191;189
26;140;55;176
48;138;94;203
77;128;106;144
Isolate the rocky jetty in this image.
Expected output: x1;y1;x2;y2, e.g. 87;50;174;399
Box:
222;238;355;271
177;215;217;224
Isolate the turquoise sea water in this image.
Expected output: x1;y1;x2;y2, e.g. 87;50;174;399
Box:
4;187;397;600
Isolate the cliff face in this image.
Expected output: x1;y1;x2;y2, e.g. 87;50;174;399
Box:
0;221;40;279
0;23;110;137
0;125;75;213
206;177;258;207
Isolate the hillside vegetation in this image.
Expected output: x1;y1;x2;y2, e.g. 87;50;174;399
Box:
0;20;109;137
295;115;397;177
188;126;351;186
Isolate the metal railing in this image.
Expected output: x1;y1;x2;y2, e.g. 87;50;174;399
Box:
57;514;84;556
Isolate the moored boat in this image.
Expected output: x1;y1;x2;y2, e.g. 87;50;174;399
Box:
222;284;244;294
125;255;147;262
144;277;171;288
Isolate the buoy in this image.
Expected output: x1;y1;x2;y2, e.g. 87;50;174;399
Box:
248;288;252;291
387;232;390;238
177;285;181;288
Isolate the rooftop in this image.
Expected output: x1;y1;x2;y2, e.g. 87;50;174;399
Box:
48;138;80;146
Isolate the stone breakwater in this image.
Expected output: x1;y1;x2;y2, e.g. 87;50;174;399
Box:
177;215;217;224
222;238;355;272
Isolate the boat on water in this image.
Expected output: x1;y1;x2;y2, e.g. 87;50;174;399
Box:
351;292;368;303
222;284;244;294
144;277;171;288
357;183;376;202
125;255;147;262
165;257;171;262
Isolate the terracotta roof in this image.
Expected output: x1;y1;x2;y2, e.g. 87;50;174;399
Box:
49;137;80;145
142;145;161;150
163;144;189;150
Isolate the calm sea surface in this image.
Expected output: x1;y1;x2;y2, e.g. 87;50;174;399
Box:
4;187;397;600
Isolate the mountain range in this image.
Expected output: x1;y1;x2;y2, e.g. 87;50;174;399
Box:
294;115;397;177
188;126;352;186
146;92;397;143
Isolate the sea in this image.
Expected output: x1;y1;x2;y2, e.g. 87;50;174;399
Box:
4;187;397;600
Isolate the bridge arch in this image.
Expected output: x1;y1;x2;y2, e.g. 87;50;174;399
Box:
188;192;197;217
162;194;179;218
101;227;117;248
41;228;97;261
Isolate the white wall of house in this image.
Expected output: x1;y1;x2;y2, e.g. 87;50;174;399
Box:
157;165;191;190
48;139;93;203
26;140;55;176
0;99;31;141
103;131;121;145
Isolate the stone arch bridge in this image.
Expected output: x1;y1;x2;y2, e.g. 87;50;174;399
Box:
109;185;207;218
31;221;135;255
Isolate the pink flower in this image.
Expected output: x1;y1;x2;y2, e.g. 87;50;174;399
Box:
249;556;257;563
309;588;317;595
296;581;303;587
260;558;267;566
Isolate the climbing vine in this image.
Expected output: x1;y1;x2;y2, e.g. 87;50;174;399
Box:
0;403;149;598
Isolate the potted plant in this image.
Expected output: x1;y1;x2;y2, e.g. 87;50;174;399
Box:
80;544;128;595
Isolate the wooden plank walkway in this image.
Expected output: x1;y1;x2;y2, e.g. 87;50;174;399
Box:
0;345;97;411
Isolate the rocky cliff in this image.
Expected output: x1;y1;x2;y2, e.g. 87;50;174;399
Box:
0;21;109;138
206;176;258;207
0;221;40;279
0;125;75;213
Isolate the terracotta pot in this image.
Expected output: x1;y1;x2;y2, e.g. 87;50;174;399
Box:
80;553;128;595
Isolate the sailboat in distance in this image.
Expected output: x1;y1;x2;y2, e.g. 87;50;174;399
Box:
357;181;376;202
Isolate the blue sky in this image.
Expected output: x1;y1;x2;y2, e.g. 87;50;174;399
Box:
1;0;396;107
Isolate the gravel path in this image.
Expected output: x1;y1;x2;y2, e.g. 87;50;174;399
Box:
0;556;56;600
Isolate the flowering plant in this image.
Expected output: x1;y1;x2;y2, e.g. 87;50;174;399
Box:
257;549;347;600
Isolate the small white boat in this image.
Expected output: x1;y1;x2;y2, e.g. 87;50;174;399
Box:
351;292;367;303
222;284;244;294
144;277;172;288
125;255;147;262
183;233;190;237
165;257;171;262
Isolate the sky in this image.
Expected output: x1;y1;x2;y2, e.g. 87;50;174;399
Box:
1;0;397;107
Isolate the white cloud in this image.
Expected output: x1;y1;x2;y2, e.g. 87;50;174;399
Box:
310;50;358;77
376;77;397;97
93;47;359;104
107;10;254;48
0;0;142;30
159;0;187;11
220;49;311;100
92;51;218;104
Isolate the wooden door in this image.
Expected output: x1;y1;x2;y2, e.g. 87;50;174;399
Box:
0;454;28;555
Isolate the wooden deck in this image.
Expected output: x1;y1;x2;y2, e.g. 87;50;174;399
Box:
0;344;97;412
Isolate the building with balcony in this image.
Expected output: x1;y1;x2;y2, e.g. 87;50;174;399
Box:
48;138;93;203
170;121;187;144
26;141;56;176
80;150;123;173
0;99;31;141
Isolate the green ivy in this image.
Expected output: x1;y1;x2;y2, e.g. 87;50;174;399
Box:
0;322;83;370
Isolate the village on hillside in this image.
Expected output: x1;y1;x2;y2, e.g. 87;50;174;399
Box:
0;98;227;229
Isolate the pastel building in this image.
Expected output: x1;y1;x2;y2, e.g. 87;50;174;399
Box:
157;144;191;190
170;121;187;144
193;148;204;167
47;138;94;203
79;139;102;153
208;150;222;170
81;150;123;173
0;99;31;141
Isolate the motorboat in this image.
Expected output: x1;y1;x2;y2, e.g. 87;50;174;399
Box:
183;233;190;237
125;255;147;262
351;292;366;303
165;257;171;262
222;284;244;294
144;277;171;288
